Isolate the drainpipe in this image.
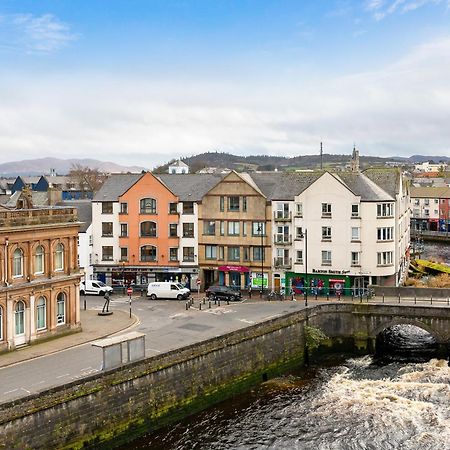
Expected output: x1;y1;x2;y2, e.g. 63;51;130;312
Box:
3;237;9;287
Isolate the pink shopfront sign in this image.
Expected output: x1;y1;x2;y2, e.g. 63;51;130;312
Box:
218;265;250;273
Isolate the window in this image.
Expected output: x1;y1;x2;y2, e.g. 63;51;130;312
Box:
102;246;113;261
169;202;178;214
57;293;66;325
120;223;128;237
243;196;247;212
351;251;360;266
140;198;156;214
12;248;23;277
377;251;393;266
228;246;240;261
220;221;225;235
351;227;360;241
242;222;247;236
296;227;304;239
424;199;430;206
203;220;216;236
15;301;25;335
34;245;45;274
275;203;289;219
321;250;332;266
183;247;195;262
377;227;393;241
322;203;332;217
183;223;194;238
55;243;64;271
102;202;113;214
351;204;359;217
252;246;264;261
296;250;303;264
414;199;420;206
183;202;194;214
102;222;113;237
120;247;128;261
218;246;224;260
219;196;224;212
295;203;303;217
169;223;178;237
243;246;250;261
434;199;439;204
36;297;46;330
228;221;240;236
377;203;393;217
89;235;93;246
228;196;240;211
252;221;265;236
169;248;178;261
140;221;157;237
424;209;430;216
205;245;217;259
141;245;157;262
119;202;128;214
322;227;332;241
0;306;3;341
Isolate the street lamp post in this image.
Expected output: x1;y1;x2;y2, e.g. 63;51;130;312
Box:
303;229;308;306
258;224;264;298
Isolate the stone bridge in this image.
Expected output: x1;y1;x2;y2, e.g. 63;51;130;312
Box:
308;303;450;355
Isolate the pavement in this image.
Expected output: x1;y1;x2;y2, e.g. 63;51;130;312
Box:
0;309;137;369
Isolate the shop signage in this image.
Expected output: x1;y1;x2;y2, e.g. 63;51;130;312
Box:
218;265;250;273
312;269;350;275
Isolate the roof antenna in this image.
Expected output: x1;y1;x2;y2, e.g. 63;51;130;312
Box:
320;141;323;170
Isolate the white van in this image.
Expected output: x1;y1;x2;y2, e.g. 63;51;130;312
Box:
147;282;190;300
80;280;113;296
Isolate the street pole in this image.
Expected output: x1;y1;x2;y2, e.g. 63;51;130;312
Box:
129;293;132;318
260;224;264;298
304;229;308;307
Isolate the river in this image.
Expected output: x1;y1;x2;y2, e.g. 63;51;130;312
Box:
120;325;450;450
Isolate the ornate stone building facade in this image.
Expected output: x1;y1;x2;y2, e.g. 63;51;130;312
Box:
0;206;81;351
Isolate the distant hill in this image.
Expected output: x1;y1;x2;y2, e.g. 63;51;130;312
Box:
0;158;146;177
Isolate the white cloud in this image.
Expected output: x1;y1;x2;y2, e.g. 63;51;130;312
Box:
0;36;450;167
0;13;77;54
365;0;446;20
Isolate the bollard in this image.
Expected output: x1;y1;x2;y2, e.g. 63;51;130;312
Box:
398;293;401;303
315;293;318;301
414;294;417;304
382;293;385;303
209;300;212;309
431;295;433;305
218;299;221;307
447;297;449;306
203;297;206;305
351;293;354;302
227;299;229;305
214;298;217;305
199;303;202;310
326;293;329;301
84;296;87;311
185;302;189;310
359;294;362;303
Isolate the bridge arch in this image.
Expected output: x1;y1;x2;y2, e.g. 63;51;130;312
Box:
370;318;445;344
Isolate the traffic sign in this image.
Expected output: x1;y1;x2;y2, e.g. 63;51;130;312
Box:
127;287;133;295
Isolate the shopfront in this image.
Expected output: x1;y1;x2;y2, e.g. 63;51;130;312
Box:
218;265;250;288
285;271;352;296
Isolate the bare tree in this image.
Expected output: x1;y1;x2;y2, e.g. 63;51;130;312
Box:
69;164;108;197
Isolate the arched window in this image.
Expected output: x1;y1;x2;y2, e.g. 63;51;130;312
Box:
36;297;46;330
140;221;157;237
34;245;45;274
0;305;3;341
140;245;157;262
12;248;23;278
140;198;156;214
54;243;64;271
15;301;25;335
56;292;66;325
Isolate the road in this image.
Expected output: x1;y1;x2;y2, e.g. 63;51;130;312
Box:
0;295;308;404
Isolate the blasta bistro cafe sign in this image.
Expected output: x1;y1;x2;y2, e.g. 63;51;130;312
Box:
312;268;351;275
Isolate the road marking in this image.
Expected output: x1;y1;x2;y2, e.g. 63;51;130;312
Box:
56;373;70;379
30;380;45;387
80;366;92;372
261;314;281;321
4;388;18;395
239;319;255;324
147;348;162;353
21;387;31;394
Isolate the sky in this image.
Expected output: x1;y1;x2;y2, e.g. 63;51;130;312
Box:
1;0;450;168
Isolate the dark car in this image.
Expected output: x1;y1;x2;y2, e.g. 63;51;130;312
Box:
205;285;242;301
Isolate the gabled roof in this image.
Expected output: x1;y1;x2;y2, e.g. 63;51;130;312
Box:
93;173;143;201
169;160;189;168
334;172;394;201
410;186;450;199
157;173;225;201
363;168;401;198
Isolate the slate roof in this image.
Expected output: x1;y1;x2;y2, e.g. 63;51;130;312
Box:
58;200;93;232
5;191;49;207
410;186;450;199
335;172;394;201
363;168;401;198
93;173;143;201
157;174;226;201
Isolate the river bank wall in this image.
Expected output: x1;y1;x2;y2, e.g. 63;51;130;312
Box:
1;303;449;449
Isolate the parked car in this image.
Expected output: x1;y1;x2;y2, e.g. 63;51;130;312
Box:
147;282;191;300
80;280;113;296
205;285;242;301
